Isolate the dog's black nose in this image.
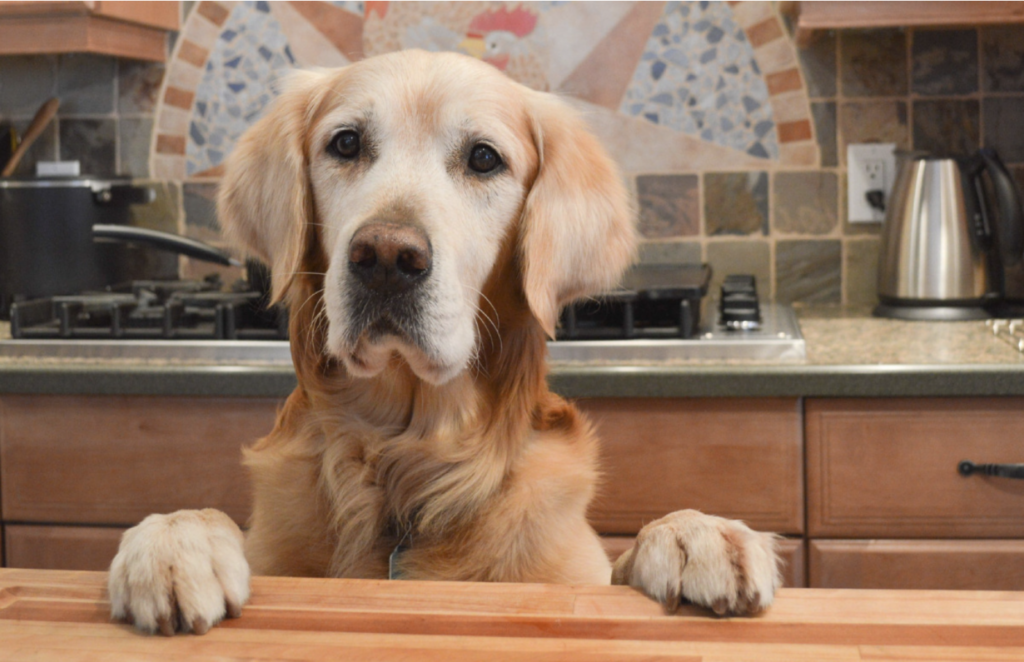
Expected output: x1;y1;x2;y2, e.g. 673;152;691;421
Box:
348;222;432;295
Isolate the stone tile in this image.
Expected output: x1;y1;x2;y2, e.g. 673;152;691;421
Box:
845;238;880;306
983;97;1024;164
704;172;768;236
773;171;838;236
636;174;699;239
839;29;907;97
5;118;57;177
0;55;58;117
705;240;770;297
912;99;979;157
982;26;1024;92
59;118;116;176
911;29;978;95
122;182;182;281
184;182;221;237
775;239;841;303
637;240;702;266
798;30;837;98
57;54;116;115
838;100;909;156
118;60;166;115
119;118;153;178
812;101;837;167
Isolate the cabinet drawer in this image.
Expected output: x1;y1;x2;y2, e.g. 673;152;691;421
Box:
600;536;807;588
5;524;127;571
580;398;803;535
810;539;1024;590
0;395;280;526
806;398;1024;538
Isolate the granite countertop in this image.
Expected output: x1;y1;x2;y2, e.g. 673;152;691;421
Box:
1;308;1023;398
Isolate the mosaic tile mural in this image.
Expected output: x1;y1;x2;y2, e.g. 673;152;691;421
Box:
154;0;816;179
620;1;777;159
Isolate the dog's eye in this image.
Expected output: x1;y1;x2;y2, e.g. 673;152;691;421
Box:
329;130;360;159
468;144;501;173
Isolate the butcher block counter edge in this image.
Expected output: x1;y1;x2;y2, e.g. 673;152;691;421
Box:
3;569;1024;654
2;362;1024;398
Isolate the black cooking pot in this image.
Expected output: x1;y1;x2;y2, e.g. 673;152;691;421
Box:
0;177;237;317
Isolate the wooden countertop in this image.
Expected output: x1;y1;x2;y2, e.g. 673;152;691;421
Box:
2;569;1024;660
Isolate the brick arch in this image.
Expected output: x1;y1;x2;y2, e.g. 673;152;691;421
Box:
730;1;818;167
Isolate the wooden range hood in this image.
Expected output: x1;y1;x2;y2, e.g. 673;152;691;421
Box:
0;1;180;62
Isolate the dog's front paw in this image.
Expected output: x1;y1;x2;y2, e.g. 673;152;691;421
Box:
612;509;780;616
108;509;250;635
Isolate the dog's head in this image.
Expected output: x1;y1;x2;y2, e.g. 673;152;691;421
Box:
219;50;635;385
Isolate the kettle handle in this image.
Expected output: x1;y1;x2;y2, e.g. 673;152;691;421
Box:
978;148;1024;266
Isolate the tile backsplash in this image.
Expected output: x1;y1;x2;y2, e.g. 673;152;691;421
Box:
2;1;1023;306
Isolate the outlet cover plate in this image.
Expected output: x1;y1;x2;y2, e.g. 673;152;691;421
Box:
847;143;897;223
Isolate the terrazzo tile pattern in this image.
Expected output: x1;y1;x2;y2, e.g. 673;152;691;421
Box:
912;99;979;157
705;171;768;236
839;29;907;98
981;26;1024;93
773;171;837;236
775;240;841;304
636;174;699;239
187;1;297;176
912;29;977;96
620;1;778;160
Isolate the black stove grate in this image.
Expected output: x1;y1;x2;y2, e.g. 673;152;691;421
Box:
9;276;288;340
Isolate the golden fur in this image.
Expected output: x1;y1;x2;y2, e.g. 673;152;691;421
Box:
108;51;780;636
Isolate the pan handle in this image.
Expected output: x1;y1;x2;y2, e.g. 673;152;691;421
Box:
92;224;242;267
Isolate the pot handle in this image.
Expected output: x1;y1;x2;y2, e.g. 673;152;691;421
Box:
92;224;242;267
978;148;1024;266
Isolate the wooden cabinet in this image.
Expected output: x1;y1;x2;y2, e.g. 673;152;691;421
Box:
789;1;1024;48
0;395;279;527
579;398;804;535
4;525;126;571
0;1;179;62
810;540;1024;590
806;398;1024;539
806;398;1024;590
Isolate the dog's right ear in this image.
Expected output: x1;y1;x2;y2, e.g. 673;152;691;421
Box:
217;69;330;303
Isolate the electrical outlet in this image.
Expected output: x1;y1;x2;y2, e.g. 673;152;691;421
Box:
847;143;897;223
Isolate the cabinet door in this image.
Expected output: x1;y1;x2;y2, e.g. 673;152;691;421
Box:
810;539;1024;590
806;398;1024;538
600;536;807;588
4;525;126;571
0;395;280;526
579;398;804;535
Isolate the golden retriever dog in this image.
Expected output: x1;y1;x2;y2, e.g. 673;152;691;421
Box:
108;50;781;636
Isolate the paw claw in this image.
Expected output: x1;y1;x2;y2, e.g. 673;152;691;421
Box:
192;617;210;635
226;598;243;619
711;597;729;616
157;615;175;637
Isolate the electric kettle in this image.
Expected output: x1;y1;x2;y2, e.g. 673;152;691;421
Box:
875;148;1024;320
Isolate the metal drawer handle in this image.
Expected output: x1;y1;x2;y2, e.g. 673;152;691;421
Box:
958;460;1024;479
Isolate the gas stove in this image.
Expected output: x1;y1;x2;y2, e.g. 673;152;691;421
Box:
0;266;805;363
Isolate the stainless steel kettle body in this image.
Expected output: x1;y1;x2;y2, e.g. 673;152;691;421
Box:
875;150;1024;320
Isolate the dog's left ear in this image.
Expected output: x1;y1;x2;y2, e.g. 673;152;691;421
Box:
520;93;638;338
